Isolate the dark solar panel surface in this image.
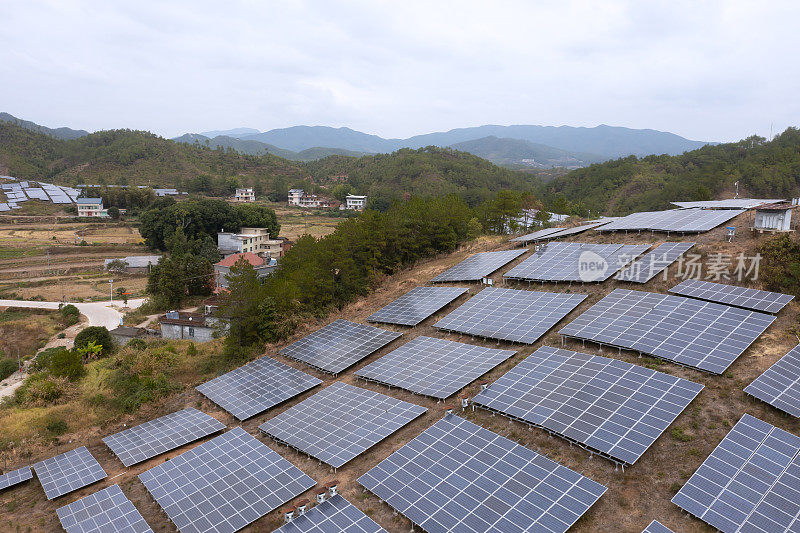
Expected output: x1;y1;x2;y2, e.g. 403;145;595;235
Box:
273;494;387;533
504;242;648;282
669;278;794;313
367;286;468;326
139;427;315;533
57;484;153;533
672;414;800;533
744;344;800;417
280;319;402;374
355;336;515;399
473;346;703;465
616;242;695;283
196;356;321;420
32;446;107;500
358;413;607;533
641;520;675;533
103;408;226;467
510;226;565;243
259;382;426;468
433;287;586;343
0;466;32;491
431;249;527;282
559;289;775;374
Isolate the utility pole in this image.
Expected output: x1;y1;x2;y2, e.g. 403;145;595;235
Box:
109;279;114;305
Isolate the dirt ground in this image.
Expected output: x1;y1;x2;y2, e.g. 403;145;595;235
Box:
2;214;799;532
272;205;344;240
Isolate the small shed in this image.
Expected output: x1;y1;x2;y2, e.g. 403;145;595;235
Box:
751;200;798;233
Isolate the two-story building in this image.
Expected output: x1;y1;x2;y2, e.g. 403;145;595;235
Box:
288;189;304;206
287;188;333;208
159;311;221;342
213;252;277;292
234;188;255;202
76;197;104;217
344;194;367;210
217;227;285;257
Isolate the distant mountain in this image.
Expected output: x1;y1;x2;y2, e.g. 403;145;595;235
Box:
198;127;260;138
172;133;367;161
206;123;711;161
450;136;606;169
0;112;89;140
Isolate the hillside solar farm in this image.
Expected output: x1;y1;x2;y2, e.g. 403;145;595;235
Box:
1;197;799;533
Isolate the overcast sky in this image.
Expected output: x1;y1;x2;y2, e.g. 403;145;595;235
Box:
1;1;798;142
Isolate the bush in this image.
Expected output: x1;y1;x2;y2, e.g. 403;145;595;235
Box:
0;358;18;381
60;304;80;326
74;326;115;357
31;347;63;372
127;338;147;350
15;374;65;406
42;414;68;436
49;349;85;381
759;234;800;297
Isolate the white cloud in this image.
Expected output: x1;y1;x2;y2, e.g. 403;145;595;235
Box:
0;0;797;141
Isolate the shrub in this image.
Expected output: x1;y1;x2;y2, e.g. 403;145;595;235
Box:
74;326;115;357
0;358;18;381
60;304;80;326
759;234;800;297
48;349;85;381
57;332;66;339
30;347;64;373
15;374;65;406
41;414;68;436
186;343;198;357
126;338;147;350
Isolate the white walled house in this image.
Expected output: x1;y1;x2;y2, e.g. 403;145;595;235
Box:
344;194;367;210
217;227;286;257
76;197;104;217
234;188;255;202
288;189;304;205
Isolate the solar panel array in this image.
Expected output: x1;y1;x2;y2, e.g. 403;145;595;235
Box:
102;408;226;467
671;198;783;209
616;242;696;283
559;288;775;374
57;484;153;533
744;344;800;417
280;319;402;375
0;466;32;491
641;520;674;533
196;356;322;420
367;286;468;326
472;346;703;465
672;413;800;533
275;494;386;533
139;427;315;533
433;287;586;344
431;249;527;282
356;336;515;399
510;222;610;244
33;446;107;500
596;208;744;233
504;242;649;282
259;382;426;468
669;278;794;313
358;413;607;533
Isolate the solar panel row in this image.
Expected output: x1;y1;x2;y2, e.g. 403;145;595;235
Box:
615;242;696;283
358;413;607;533
259;382;426;468
744;344;800;417
672;413;800;533
669;278;794;313
472;346;703;465
433;287;586;344
431;249;527;282
57;484;153;533
103;407;226;467
504;242;650;282
280;319;402;375
32;446;107;500
641;520;675;533
511;222;610;244
559;288;775;374
196;355;322;420
0;466;32;491
355;335;516;399
367;286;468;326
274;494;387;533
596;208;743;233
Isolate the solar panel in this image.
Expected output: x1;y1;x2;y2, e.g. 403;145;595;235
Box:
279;319;402;375
24;187;49;200
597;208;743;233
503;242;648;282
32;446;107;500
669;278;794;313
274;494;386;533
367;286;468;326
102;407;226;467
358;413;607;533
0;466;32;491
355;336;515;399
433;287;586;344
57;484;153;533
139;427;315;533
472;346;703;465
616;242;696;283
559;288;775;374
260;382;426;468
510;226;565;243
744;344;800;417
431;249;527;282
672;413;800;533
642;520;674;533
672;199;783;209
196;356;322;420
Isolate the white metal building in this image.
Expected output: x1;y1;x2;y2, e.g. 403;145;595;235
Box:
752;200;798;233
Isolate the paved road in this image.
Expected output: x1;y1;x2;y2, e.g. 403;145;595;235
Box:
0;298;146;330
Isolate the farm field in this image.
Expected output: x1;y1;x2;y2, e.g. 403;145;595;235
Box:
1;214;798;532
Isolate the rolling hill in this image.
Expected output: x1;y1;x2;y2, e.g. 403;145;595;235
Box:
449;136;605;169
0;112;89;141
172;133;368;160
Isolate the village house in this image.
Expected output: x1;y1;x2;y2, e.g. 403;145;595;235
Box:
213;252;277;292
104;255;161;274
217;228;288;258
159;311;225;342
76;197;104;217
234;188;255;202
343;194;367;210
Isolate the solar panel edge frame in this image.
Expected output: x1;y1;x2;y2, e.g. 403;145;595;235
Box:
365;287;469;327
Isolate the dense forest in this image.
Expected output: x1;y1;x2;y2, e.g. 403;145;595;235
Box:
539;129;800;215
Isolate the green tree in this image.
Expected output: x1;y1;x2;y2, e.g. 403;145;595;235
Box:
107;206;120;219
74;326;115;358
49;349;86;380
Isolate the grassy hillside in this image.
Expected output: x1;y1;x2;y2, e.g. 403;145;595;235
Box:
541;128;800;215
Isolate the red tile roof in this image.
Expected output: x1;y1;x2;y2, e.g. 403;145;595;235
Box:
215;252;265;268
